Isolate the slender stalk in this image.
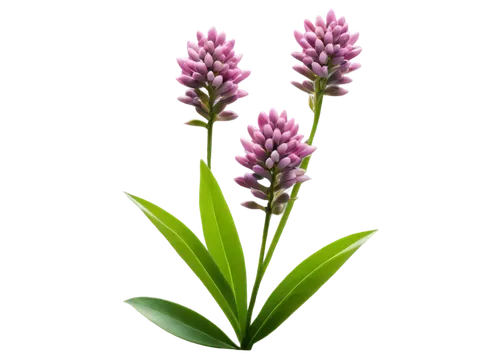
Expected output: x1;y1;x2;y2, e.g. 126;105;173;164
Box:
206;86;216;168
242;172;276;350
206;115;215;168
262;87;325;273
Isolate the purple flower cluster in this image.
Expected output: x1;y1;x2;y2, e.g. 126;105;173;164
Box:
177;27;250;122
235;109;315;214
292;9;361;96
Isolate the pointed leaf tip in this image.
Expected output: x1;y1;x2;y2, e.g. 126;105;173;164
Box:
199;164;248;337
126;297;238;349
248;229;376;344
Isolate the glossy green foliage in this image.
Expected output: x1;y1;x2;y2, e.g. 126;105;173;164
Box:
248;228;378;347
196;160;248;334
124;296;237;350
123;191;241;339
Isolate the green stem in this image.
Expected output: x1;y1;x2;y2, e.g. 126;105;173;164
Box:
206;115;215;168
206;86;216;169
261;88;325;274
242;172;276;350
307;91;324;145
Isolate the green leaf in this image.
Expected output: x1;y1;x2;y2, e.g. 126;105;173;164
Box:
308;95;315;112
125;193;241;339
184;118;207;129
199;161;248;336
248;230;377;345
125;297;238;349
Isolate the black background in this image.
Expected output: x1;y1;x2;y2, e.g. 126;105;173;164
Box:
105;0;400;354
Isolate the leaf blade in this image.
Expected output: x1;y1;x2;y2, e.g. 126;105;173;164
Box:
248;229;377;345
125;297;238;349
199;161;248;336
125;193;241;339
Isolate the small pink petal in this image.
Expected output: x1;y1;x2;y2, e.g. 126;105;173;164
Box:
325;43;334;56
299;38;312;50
191;72;207;83
204;53;213;67
314;16;326;31
319;50;333;65
302;80;314;92
207;27;217;42
186;40;200;52
198;48;207;59
273;117;286;130
324;31;333;44
302;19;316;32
215;30;228;46
272;129;282;144
265;138;274;152
265;158;274;169
269;107;279;124
233;154;248;168
217;110;239;121
263;124;274;138
305;32;317;46
212;75;224;88
287;140;297;151
250;188;267;200
339;33;350;46
238;200;265;211
256;111;269;130
306;48;318;58
253;131;266;145
277;157;291;170
253;145;267;160
213;60;223;72
315;39;324;52
252;165;269;178
233;175;250;189
347;62;363;73
205;41;215;54
324;9;337;25
332;26;341;40
290;50;306;61
311;62;323;76
344;47;364;61
177;95;193;106
187;48;200;61
277;143;288;154
347;31;361;45
280;131;290;143
271;150;280;162
195;62;208;75
302;56;313;65
292;29;304;45
212;46;223;59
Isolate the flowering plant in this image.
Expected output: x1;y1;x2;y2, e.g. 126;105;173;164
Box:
125;9;376;350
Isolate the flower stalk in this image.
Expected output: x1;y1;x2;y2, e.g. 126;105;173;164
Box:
241;170;276;352
263;85;325;274
242;171;276;349
206;117;214;168
206;87;216;168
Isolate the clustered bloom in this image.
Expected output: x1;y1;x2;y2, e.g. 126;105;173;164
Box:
291;9;361;96
235;109;316;214
177;27;250;122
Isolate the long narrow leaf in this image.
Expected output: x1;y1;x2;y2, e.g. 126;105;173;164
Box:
125;193;241;339
199;161;248;335
248;230;377;345
125;297;238;349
